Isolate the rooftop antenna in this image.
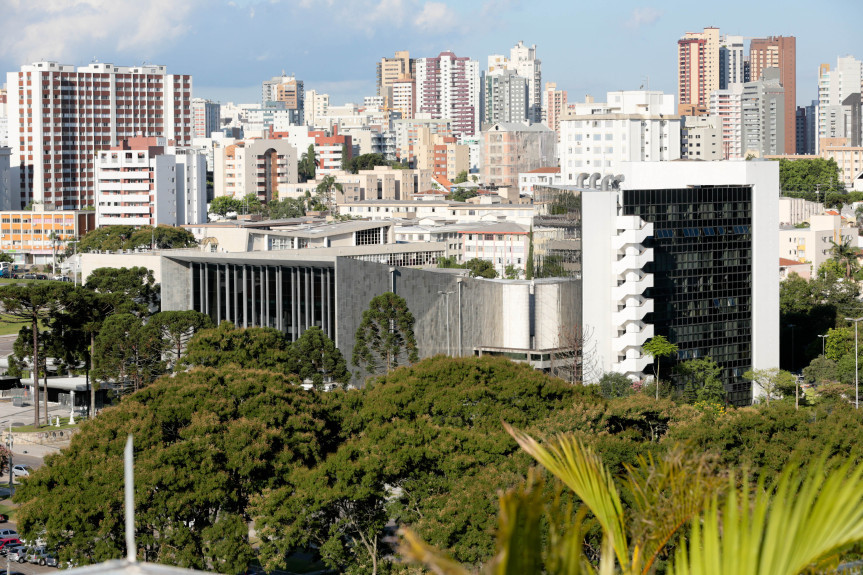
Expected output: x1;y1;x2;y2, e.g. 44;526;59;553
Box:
124;435;137;563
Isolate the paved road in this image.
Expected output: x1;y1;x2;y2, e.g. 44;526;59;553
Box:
0;336;15;359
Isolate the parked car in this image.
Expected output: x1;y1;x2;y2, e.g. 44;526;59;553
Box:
0;529;19;539
0;538;21;554
26;546;55;566
11;465;30;477
22;274;36;280
7;545;26;563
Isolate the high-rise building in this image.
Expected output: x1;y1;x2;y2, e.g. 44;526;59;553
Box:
191;98;221;139
487;42;542;123
796;103;818;156
262;73;304;125
710;84;744;159
817;56;863;151
415;52;480;137
377;51;415;97
719;35;746;89
544;82;568;135
391;79;415;121
304;89;330;128
742;68;785;158
481;122;556;188
7;61;192;210
749;36;796;154
213;138;298;202
681;115;723;160
677;27;720;116
413;128;469;183
559;91;680;182
482;70;528;125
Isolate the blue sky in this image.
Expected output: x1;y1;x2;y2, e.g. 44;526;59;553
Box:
1;0;861;107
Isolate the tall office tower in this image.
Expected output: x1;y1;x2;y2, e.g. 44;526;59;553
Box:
509;41;542;123
304;89;330;128
742;68;785;157
817;56;863;150
376;51;415;97
482;69;528;125
719;35;746;89
677;27;720;115
262;73;304;125
710;84;744;159
415;52;480;137
191;98;221;139
749;36;796;153
6;61;192;210
544;82;568;135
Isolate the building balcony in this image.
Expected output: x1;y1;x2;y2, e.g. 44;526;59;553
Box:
613;355;653;376
612;247;654;276
612;298;654;324
611;323;654;352
611;273;653;301
611;222;653;250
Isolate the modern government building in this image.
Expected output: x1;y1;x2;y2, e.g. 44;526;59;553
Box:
82;161;779;405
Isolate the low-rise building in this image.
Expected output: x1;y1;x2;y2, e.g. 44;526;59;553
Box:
778;211;858;276
681;115;723;160
213;137;298;201
0;205;95;265
519;167;562;196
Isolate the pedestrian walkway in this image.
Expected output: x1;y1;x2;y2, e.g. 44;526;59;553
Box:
0;399;76;456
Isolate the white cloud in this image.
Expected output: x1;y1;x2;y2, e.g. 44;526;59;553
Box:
624;7;663;30
413;1;455;31
0;0;200;64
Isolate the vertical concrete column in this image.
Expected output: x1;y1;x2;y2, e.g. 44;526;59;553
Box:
242;265;248;328
277;266;283;332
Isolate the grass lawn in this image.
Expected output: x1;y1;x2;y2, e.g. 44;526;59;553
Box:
0;320;28;336
13;417;79;433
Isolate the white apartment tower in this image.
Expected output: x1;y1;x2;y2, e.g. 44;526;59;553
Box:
817;56;863;150
719;35;746;88
304;90;330;128
487;42;542;123
7;61;192;210
742;68;785;157
710;84;744;159
191;98;221;139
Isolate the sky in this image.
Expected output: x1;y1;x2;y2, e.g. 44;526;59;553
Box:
1;0;862;107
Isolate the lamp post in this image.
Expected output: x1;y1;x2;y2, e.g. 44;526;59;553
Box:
818;334;827;356
5;422;12;494
437;290;453;356
845;317;863;410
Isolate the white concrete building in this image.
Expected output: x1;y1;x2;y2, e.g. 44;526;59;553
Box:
174;148;208;225
0;146;11;211
415;52;481;137
559;91;680;183
710;85;744;159
213;138;298;201
342;199;535;226
681;115;723;160
519;167;562;196
817;56;863;150
779;212;858;276
191;98;221;139
742;68;785;158
95;137;178;227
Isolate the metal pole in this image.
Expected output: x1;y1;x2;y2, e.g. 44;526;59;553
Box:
124;435;136;562
846;318;862;410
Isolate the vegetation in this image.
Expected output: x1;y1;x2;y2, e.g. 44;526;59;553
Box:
465;258;498;279
449;188;478;202
352;292;419;375
209;194;263;217
298;144;316;182
314;175;342;215
344;153;389;174
642;335;679;399
453;170;468;184
778;157;845;199
78;225;197;252
266;197;306;220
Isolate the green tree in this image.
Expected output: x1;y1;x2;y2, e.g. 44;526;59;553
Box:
209;195;243;217
642;336;679;400
829;236;860;279
436;256;463;269
315;175;343;215
0;252;13;265
744;368;796;406
675;357;726;404
14;366;327;573
181;321;293;373
124;225;198;250
599;372;634;399
345;153;388;174
803;355;841;386
86;266;160;314
298;144;317;182
352;292;419;375
779;157;845;198
149;311;214;371
504;264;521;280
464;258;497;279
449;188;478;202
289;326;350;389
453;170;468;184
525;226;534;280
0;282;73;427
77;225;137;253
267;197;306;220
92;313;165;393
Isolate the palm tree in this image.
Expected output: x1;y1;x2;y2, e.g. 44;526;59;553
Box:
829;236;859;279
315;175;343;216
401;426;863;575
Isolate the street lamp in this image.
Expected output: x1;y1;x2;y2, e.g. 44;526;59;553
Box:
845;317;863;410
5;422;12;494
818;334;828;356
437;290;454;356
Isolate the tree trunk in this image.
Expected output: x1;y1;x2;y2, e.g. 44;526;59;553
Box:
89;332;95;418
43;362;49;426
32;317;39;428
655;359;661;401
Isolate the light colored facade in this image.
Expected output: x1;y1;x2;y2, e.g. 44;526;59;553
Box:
544;82;567;135
415;52;480;137
749;36;796;154
377;50;415;115
175;148;208;225
779;212;857;276
341;199;535;226
482;70;528;125
710;84;744;159
677;27;720;115
559;91;680;182
719;34;746;88
7;61;192;209
817;57;863;150
95;137;178;227
393;118;452;162
191;98;220;139
262;74;304;125
413;128;469;182
459;222;529;275
820;144;863;188
481;122;557;188
742;68;785;158
0;147;11;211
681;115;723;160
391;79;415;120
213;138;298;201
518;167;562;196
779;197;823;226
0;206;95;264
304;89;330;128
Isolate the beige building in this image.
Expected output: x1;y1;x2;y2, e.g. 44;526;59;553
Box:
481;122;556;188
779;212;857;276
213;138;298;202
820;143;863;189
544;82;567;135
677;27;720;116
413;128;469;182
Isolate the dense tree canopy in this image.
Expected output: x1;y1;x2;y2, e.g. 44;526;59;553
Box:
352;292;419;375
344;153;388;174
78;225;196;252
778;158;845;196
181;321;293;373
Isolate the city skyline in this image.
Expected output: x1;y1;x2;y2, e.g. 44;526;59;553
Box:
0;0;860;106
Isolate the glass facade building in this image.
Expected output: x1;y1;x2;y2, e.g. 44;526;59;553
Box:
622;184;754;405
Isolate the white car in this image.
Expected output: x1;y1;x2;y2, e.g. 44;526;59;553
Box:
11;465;30;478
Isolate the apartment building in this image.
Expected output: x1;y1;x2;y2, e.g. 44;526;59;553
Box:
779;212;858;276
261;73;304;125
481;122;556;188
7;61;192;209
0;147;11;210
413;128;469;182
213;138;298;201
415;52;480;137
749;36;796;154
677;27;720;116
0;205;95;264
392;118;452;162
544;82;568;135
191;98;221;139
742;68;785;157
681;115;723;160
482;70;528;125
710;84;744;159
